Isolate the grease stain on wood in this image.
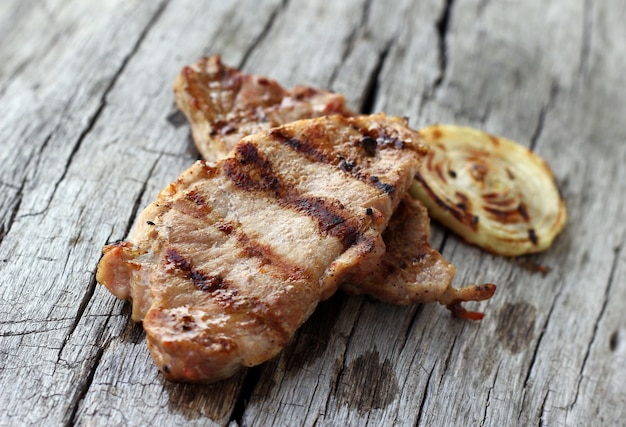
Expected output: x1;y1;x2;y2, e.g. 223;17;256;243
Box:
496;302;537;354
286;294;344;371
609;330;623;353
333;350;399;415
166;109;187;128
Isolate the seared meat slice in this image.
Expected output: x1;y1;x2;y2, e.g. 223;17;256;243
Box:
173;57;495;316
342;196;496;320
174;55;353;161
97;114;427;382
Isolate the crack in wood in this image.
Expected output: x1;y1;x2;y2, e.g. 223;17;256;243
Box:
477;0;491;16
56;273;98;365
360;39;393;115
521;278;564;390
398;304;424;355
518;271;566;423
327;0;373;89
529;81;559;151
415;364;435;426
48;4;170;424
346;0;373;62
436;228;450;255
229;365;262;425
480;360;501;427
440;334;457;376
37;1;169;224
64;346;105;427
122;155;161;239
569;244;622;411
323;298;365;418
0;325;70;338
578;0;595;81
433;0;455;92
239;0;289;70
538;388;550;427
0;178;25;248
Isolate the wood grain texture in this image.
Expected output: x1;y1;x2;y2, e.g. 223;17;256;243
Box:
0;0;624;426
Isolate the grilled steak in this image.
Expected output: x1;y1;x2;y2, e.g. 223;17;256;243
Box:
174;55;353;161
173;56;495;316
97;114;427;382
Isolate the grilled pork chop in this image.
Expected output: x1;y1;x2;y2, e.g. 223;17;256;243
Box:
342;196;496;320
174;56;495;316
97;114;427;382
174;55;353;161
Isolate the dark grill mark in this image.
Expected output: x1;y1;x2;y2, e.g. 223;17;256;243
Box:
455;192;472;212
375;182;395;194
369;175;396;194
483;204;530;224
175;188;213;219
435;163;446;182
223;143;362;249
269;124;403;198
377;135;406;150
414;173;480;231
360;136;377;157
338;157;356;172
235;232;308;281
165;248;225;292
186;189;206;206
528;228;538;245
517;202;530;221
294;197;359;246
488;134;501;145
224;142;280;193
482;192;515;207
269;128;330;164
506;167;515;180
216;222;234;235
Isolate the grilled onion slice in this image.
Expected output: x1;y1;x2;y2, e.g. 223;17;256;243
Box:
409;124;567;256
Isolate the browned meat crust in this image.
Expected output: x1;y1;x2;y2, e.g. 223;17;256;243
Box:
173;56;495;318
174;55;353;161
343;196;495;319
97;114;427;382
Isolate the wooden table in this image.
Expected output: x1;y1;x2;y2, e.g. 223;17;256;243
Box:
1;1;624;425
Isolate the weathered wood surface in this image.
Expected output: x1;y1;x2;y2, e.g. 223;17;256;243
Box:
1;0;624;425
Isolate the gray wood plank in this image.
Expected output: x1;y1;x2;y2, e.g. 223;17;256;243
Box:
0;0;624;426
0;1;169;424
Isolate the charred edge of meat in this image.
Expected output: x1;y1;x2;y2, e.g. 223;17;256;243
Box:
182;58;244;133
293;197;360;246
224;142;363;249
414;173;480;230
269;126;397;196
165;248;226;293
338;156;356;172
369;175;395;195
224;142;280;193
269;128;331;164
359;136;377;157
